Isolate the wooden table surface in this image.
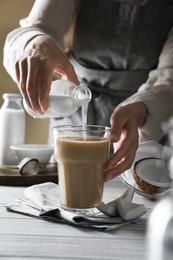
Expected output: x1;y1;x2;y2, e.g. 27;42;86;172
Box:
0;177;157;260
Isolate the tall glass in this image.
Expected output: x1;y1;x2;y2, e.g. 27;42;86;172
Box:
53;125;110;214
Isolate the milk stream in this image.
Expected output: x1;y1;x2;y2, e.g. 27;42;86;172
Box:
81;102;88;140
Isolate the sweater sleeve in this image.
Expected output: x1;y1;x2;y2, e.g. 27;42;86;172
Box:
3;0;79;82
119;26;173;142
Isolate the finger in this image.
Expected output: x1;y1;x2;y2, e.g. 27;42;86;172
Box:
17;59;32;109
15;61;20;82
26;58;41;113
37;67;52;112
110;108;129;142
106;142;136;173
105;119;139;181
104;152;135;181
65;63;80;85
54;61;79;86
107;127;138;170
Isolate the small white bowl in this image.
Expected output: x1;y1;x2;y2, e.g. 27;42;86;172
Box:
10;144;54;165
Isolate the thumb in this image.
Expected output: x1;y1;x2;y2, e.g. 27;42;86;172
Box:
110;108;128;142
66;73;80;86
54;63;80;86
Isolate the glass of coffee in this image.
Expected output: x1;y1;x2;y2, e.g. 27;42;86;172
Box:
53;125;110;214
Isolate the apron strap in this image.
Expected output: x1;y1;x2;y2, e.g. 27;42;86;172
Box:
70;55;150;95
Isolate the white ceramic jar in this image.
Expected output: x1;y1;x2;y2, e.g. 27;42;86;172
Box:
0;93;26;166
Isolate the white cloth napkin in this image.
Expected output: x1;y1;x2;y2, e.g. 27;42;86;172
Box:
6;182;146;232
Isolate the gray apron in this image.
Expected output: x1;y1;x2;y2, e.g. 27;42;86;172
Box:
49;0;173;141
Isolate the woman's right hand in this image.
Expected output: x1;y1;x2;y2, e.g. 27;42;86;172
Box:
15;35;79;114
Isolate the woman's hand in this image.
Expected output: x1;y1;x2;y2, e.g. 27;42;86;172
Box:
105;102;148;181
15;35;79;114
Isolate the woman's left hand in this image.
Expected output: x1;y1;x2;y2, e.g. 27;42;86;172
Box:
104;102;148;181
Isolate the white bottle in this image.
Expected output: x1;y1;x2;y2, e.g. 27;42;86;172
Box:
147;190;173;260
23;79;92;118
146;118;173;260
0;93;26;166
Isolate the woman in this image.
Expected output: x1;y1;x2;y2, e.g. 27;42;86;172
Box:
3;0;173;180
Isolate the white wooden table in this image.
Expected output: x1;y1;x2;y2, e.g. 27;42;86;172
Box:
0;178;156;260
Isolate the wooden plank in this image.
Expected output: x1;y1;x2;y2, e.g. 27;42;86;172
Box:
0;234;147;260
0;164;58;186
0;215;148;238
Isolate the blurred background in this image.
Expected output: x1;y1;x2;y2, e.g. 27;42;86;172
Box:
0;0;49;144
